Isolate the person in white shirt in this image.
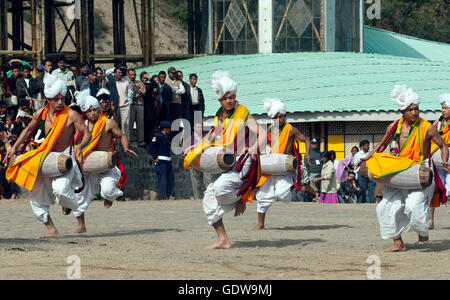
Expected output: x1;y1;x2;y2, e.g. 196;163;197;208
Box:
352;140;376;203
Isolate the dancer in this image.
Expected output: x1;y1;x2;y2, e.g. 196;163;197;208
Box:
357;85;449;252
253;98;311;230
71;90;137;234
429;93;450;230
184;71;266;249
4;74;91;239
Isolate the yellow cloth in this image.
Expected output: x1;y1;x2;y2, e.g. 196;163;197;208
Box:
431;121;450;154
79;115;107;159
257;123;292;188
6;105;70;191
184;104;249;170
366;117;431;178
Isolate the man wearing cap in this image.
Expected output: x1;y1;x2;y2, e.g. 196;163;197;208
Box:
97;88;116;120
308;138;322;196
148;121;175;200
184;70;267;249
4;74;91;239
429;93;450;230
357;85;450;252
252;98;311;230
70;89;137;234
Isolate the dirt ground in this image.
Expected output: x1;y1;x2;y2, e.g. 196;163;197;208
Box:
1;199;450;280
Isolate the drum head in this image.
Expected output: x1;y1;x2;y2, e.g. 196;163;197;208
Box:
65;158;73;171
223;154;235;167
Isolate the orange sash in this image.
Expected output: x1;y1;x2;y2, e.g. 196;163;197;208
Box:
6;106;70;191
256;123;292;188
183;104;249;170
431;120;450;154
367;117;431;178
80;115;107;159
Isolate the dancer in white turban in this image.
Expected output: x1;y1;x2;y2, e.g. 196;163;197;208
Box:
253;99;311;230
184;70;267;249
70;89;138;234
4;73;91;239
429;93;450;229
356;85;449;252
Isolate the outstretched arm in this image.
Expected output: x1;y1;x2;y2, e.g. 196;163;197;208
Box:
291;127;311;165
428;125;450;172
109;119;138;158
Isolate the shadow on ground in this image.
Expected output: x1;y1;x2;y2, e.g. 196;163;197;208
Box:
233;238;326;249
268;224;351;231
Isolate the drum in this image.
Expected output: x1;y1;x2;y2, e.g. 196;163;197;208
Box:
192;146;236;174
11;152;73;177
366;163;432;190
431;148;450;171
83;151;115;174
260;154;298;175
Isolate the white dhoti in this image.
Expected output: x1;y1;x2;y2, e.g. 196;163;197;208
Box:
73;166;123;218
29;147;83;224
376;179;435;240
203;155;252;225
255;175;293;213
437;169;450;197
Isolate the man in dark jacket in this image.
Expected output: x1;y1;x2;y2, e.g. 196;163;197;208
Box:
16;65;37;103
158;71;173;123
186;73;205;131
338;171;361;203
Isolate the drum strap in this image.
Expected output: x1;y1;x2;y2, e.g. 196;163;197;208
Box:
292;140;302;191
70;135;85;194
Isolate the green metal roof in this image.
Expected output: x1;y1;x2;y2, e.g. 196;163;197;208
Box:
138;52;450;117
364;26;450;63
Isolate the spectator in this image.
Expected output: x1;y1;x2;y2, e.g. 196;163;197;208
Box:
0;103;8;124
129;69;147;147
143;73;159;144
177;70;191;126
187;73;205;130
97;88;116;120
352;140;376;203
158;71;172;123
313;151;339;204
6;63;21;108
338;171;361;203
75;61;90;91
106;67;133;140
34;59;53;109
15;65;36;104
88;68;102;99
308;138;322;195
69;65;78;78
0;67;9;103
147;121;175;200
347;146;359;171
165;67;185;122
52;55;73;88
95;67;107;87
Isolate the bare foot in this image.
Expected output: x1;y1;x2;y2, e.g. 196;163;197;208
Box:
384;239;407;252
37;230;60;239
204;239;231;250
71;226;86;234
428;219;435;230
252;225;265;231
104;200;113;209
418;235;429;245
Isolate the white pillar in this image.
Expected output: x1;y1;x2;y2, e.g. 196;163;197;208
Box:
258;0;272;54
323;0;336;52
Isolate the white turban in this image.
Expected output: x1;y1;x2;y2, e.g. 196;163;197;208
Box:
264;98;286;118
75;89;100;112
391;84;420;111
210;70;237;100
439;94;450;106
44;73;67;99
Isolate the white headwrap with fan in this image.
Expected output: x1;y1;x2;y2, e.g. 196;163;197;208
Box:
44;73;67;98
263;98;287;118
209;70;237;100
391;84;420;111
75;89;100;112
